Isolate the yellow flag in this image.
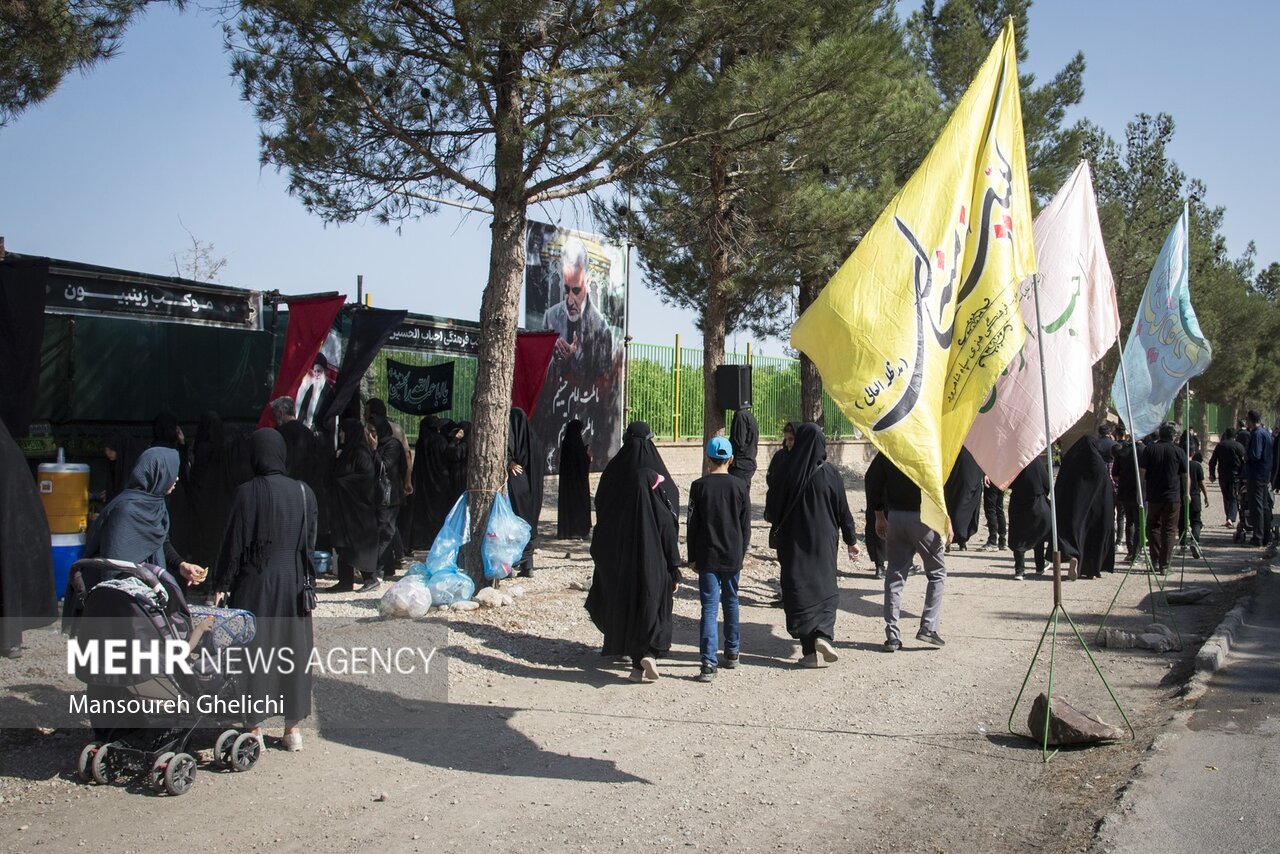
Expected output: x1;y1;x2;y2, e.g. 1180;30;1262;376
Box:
790;20;1036;537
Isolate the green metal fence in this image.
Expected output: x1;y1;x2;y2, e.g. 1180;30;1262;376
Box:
626;339;860;441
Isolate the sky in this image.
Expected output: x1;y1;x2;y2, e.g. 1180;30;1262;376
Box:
1;2;1275;357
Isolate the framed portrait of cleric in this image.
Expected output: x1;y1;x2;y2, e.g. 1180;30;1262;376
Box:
523;221;626;474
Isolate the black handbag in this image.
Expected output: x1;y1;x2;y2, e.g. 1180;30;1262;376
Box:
298;483;317;615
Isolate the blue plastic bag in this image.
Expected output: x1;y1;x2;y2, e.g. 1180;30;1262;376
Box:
426;570;476;607
483;491;532;580
425;494;470;575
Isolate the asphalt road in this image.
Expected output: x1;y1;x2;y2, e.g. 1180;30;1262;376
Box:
1105;566;1280;854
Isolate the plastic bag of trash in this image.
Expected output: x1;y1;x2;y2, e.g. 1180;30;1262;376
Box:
425;494;470;575
483;491;532;580
426;570;476;607
379;574;433;619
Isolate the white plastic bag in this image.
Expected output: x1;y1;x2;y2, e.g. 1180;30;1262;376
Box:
379;574;433;619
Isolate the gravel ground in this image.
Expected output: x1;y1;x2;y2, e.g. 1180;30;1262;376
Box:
0;464;1254;853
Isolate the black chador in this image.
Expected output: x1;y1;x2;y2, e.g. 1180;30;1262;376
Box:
944;447;984;549
557;419;592;539
1054;435;1116;579
506;409;544;576
1008;457;1053;576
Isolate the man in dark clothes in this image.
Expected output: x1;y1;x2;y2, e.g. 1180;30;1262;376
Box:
1140;423;1188;573
1054;435;1116;580
0;417;58;658
981;476;1006;551
727;405;758;486
1113;440;1141;562
867;454;946;650
1244;410;1273;547
506;408;544;577
943;448;983;551
687;436;751;681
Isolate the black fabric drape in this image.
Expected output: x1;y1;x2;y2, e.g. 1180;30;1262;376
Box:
1008;457;1053;553
557;419;592;539
0;415;57;649
1054;436;1116;577
586;467;680;658
213;429;316;724
320;308;408;425
506;409;544;569
944;447;984;546
0;258;49;437
328;418;380;570
764;424;857;640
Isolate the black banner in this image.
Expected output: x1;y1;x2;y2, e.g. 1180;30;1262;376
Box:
387;359;454;416
321;308;409;425
45;267;259;328
385;318;481;355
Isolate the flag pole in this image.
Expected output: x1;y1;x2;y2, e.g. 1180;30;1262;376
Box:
1095;338;1182;645
1007;274;1134;761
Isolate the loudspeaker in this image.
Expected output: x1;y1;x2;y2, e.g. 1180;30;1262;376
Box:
715;364;753;411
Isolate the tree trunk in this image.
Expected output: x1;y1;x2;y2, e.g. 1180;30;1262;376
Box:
797;274;824;427
702;144;731;451
461;30;526;585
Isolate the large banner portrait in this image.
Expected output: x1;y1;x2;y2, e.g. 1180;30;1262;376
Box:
524;222;626;473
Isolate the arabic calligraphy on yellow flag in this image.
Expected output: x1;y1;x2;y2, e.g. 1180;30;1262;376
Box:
789;20;1036;538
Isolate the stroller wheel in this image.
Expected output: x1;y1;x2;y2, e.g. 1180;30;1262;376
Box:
77;742;101;783
90;742;116;785
230;733;262;772
148;752;176;792
214;729;240;769
163;753;197;796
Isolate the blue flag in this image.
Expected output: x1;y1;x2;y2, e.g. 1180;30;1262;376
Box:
1111;206;1211;437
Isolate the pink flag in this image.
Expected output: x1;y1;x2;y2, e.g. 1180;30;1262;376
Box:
965;161;1120;488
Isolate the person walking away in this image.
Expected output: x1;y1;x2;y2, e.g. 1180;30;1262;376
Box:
864;453;889;579
1007;456;1052;580
1054;435;1116;580
867;453;945;650
727;404;758;486
943;448;983;551
981;477;1006;551
1208;427;1245;527
764;423;858;667
1113;438;1141;562
506;408;544;577
1183;450;1209;557
687;437;750;683
325;418;380;592
213;429;316;752
585;467;681;683
557;419;592;539
1140;423;1188;573
1243;410;1273;547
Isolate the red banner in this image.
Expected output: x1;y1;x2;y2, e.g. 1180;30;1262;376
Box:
258;294;347;427
511;331;559;416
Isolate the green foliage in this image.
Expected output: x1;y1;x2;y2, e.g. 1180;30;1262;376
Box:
0;0;161;128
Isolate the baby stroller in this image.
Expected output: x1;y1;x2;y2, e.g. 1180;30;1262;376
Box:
64;558;260;796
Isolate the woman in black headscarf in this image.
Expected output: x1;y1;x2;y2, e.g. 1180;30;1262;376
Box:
557;419;592;539
102;433;146;503
213;429;316;751
326;418;381;593
586;467;681;683
506;408;544;577
1054;435;1116;580
83;447;199;575
1;416;57;657
764;423;858;667
369;414;406;580
1008;456;1053;579
944;447;984;551
188;411;252;568
597;421;678;516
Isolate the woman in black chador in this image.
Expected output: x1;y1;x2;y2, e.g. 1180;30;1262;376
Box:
410;416;447;550
506;409;544;577
586;467;681;683
596;421;678;516
326;418;381;593
1;416;57;657
944;447;984;551
213;429;316;751
557;419;592;539
764;423;858;667
1054;435;1116;580
102;432;146;503
1007;456;1053;580
369;414;406;579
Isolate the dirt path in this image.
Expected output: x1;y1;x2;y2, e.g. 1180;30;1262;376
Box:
0;469;1253;853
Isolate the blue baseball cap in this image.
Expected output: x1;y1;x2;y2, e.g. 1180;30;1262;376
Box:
706;436;733;460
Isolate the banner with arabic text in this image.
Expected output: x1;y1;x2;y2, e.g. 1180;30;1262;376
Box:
387;359;454;416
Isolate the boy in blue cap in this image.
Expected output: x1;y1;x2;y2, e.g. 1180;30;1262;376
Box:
687;436;752;682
